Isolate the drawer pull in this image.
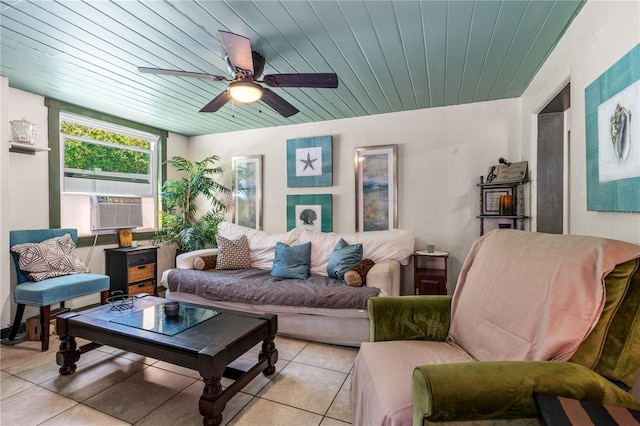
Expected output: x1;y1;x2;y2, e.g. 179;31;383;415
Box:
137;265;146;269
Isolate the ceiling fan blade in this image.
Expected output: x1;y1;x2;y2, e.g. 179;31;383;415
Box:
138;67;227;81
263;73;338;88
261;88;299;117
218;31;254;74
199;91;232;112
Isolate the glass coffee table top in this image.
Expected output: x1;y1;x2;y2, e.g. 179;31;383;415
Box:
110;303;220;336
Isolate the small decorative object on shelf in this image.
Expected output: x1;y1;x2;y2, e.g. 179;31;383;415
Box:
10;118;37;145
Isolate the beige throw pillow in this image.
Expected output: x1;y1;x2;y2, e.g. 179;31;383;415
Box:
215;235;251;270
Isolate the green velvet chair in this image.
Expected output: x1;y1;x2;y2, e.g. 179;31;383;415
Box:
352;231;640;425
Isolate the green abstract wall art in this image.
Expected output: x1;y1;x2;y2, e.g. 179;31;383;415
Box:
585;43;640;212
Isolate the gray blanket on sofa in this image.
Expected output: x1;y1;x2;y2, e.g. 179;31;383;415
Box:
166;268;380;310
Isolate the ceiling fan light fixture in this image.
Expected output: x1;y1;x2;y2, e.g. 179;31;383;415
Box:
229;80;263;103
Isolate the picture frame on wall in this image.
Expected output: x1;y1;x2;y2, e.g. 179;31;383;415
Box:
355;145;398;232
286;135;332;187
286;194;332;232
585;44;640;212
232;155;263;230
483;188;513;215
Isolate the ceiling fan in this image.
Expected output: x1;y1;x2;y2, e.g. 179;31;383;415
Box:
138;30;339;118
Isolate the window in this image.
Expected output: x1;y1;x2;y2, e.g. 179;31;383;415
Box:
47;99;167;242
60;112;156;197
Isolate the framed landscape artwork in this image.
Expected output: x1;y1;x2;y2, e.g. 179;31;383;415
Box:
232;155;263;229
286;194;332;232
585;43;640;212
355;145;398;232
286;135;332;187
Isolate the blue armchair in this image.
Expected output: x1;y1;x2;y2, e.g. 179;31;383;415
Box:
6;229;110;351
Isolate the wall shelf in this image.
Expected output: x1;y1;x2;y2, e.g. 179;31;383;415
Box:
9;143;51;155
477;176;529;236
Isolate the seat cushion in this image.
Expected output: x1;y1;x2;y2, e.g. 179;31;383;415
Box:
14;273;109;306
352;341;474;426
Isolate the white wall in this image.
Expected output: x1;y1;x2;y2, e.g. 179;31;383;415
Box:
189;98;521;295
0;86;188;329
521;0;640;244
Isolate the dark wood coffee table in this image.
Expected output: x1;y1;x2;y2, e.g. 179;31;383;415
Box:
55;295;277;426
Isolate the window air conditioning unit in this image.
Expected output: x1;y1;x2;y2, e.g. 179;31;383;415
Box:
91;195;143;231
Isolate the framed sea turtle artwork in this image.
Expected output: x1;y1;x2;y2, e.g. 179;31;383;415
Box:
286;194;332;232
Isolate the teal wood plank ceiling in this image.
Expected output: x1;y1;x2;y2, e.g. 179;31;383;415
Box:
0;0;585;137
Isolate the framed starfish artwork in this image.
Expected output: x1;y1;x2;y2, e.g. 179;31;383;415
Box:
286;135;332;187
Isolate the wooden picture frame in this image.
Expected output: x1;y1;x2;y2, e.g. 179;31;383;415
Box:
286;194;332;232
286;135;333;187
118;228;132;248
355;145;398;232
232;155;263;230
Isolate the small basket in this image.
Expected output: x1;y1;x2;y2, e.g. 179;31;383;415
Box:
10;118;37;145
107;291;137;311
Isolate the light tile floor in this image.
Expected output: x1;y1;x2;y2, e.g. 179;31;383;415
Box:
0;334;356;425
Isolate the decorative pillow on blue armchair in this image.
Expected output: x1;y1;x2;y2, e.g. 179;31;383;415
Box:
271;242;312;279
10;233;90;281
327;238;363;281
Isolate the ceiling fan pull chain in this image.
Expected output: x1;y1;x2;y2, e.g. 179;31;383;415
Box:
232;99;235;118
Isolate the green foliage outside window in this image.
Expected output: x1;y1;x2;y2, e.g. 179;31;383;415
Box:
62;122;150;175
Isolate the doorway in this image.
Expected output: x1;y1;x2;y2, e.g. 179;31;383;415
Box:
537;84;570;234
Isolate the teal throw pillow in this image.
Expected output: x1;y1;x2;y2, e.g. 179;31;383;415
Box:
271;242;312;279
327;239;363;281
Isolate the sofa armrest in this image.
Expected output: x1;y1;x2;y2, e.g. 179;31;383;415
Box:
365;260;400;296
368;295;452;342
413;361;640;424
175;248;218;269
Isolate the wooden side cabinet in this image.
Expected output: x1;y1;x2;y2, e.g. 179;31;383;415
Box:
413;251;448;295
105;246;158;297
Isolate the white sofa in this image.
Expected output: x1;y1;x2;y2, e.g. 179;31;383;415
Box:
161;222;414;347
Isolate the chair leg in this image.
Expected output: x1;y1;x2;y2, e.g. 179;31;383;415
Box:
7;304;25;341
40;305;51;352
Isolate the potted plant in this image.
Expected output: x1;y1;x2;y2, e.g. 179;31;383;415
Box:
154;155;230;253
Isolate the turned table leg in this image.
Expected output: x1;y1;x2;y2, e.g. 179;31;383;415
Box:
260;335;278;376
55;313;81;375
56;334;80;375
199;375;223;426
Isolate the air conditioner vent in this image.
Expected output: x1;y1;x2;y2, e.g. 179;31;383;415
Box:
91;195;143;230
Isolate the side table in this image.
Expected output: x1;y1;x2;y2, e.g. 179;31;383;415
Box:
104;246;158;297
412;250;448;295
